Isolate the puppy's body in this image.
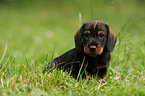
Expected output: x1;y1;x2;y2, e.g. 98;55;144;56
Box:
43;21;116;79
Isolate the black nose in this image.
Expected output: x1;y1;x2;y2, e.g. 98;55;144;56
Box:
89;45;97;52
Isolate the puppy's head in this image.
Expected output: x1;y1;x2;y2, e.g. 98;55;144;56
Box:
75;21;116;57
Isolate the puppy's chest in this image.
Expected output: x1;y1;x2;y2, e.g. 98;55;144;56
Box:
81;57;107;69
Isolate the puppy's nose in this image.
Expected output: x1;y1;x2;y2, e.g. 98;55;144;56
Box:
89;45;97;52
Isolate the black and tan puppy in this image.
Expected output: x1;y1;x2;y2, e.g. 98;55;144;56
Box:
43;21;116;79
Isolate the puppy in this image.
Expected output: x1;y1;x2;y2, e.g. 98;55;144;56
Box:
43;20;117;79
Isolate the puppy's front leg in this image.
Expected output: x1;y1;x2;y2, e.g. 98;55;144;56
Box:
98;67;107;79
70;64;80;79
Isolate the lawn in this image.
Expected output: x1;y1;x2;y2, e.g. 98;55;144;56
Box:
0;0;145;95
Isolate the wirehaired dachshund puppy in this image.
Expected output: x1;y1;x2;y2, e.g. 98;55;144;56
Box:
43;20;117;79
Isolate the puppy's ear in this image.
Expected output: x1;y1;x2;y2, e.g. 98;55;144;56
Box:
105;24;117;52
74;25;83;52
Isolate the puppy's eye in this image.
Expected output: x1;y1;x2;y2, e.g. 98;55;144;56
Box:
99;33;104;37
83;31;90;37
83;33;89;37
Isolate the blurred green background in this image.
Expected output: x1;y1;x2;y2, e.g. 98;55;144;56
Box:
0;0;145;95
0;0;144;60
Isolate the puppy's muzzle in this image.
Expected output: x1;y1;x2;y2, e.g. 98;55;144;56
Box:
84;43;104;57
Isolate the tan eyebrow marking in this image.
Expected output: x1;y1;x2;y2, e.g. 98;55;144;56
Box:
98;31;101;34
87;31;90;34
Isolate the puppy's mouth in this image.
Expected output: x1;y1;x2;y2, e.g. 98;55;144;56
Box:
84;44;104;57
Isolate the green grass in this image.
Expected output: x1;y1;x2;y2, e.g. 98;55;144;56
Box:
0;0;145;95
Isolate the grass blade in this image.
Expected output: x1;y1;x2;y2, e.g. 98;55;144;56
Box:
0;43;7;64
77;56;85;80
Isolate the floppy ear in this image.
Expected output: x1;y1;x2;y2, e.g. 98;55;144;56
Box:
105;24;117;52
74;25;83;52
